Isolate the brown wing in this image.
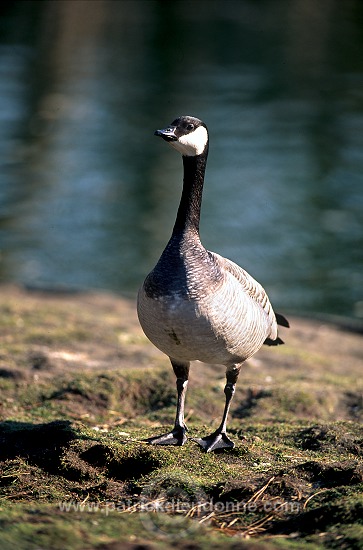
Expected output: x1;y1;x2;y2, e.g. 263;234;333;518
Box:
209;251;279;341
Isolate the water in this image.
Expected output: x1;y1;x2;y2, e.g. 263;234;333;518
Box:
0;0;362;318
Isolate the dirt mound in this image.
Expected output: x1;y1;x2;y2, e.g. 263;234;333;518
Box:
0;286;362;549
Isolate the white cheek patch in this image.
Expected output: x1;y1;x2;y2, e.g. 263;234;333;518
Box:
170;126;208;156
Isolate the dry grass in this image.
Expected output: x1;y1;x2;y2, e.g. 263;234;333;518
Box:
0;285;362;549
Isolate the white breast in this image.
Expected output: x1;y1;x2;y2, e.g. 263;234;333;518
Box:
137;272;270;366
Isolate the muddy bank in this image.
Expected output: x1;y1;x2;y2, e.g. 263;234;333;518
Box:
0;285;362;549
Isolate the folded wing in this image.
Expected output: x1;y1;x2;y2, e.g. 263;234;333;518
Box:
209;251;288;345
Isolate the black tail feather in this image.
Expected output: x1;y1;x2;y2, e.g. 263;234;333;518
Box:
264;313;289;346
264;336;284;346
276;312;290;328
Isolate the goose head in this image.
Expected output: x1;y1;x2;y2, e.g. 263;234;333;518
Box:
155;115;208;157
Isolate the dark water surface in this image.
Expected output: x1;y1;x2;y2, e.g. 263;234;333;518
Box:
0;0;362;318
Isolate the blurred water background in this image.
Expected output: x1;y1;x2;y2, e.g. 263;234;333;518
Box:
0;0;362;319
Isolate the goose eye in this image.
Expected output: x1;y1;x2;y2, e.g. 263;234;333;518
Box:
186;124;194;131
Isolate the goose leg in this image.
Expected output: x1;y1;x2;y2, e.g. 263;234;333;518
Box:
194;364;240;452
145;360;190;446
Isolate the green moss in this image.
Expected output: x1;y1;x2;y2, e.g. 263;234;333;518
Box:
0;287;362;549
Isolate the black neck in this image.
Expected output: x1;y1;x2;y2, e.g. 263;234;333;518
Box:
172;149;208;237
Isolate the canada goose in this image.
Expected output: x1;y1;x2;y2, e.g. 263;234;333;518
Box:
137;116;289;452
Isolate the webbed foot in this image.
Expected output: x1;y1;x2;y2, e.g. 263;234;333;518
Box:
145;425;187;446
193;431;234;452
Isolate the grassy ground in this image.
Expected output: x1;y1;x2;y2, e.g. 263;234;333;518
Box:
0;285;362;549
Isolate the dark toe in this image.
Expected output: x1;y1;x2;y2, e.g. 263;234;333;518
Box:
193;432;234;452
145;428;187;446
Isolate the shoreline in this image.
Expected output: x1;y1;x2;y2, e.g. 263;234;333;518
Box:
0;282;362;549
